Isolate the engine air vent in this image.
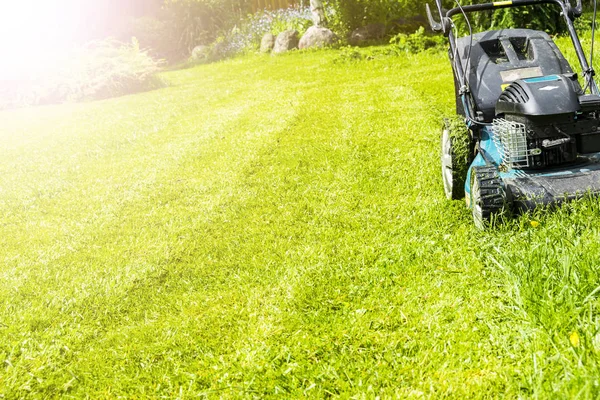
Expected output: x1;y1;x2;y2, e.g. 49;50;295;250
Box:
499;83;530;104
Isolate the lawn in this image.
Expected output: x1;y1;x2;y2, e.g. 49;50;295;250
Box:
1;46;600;398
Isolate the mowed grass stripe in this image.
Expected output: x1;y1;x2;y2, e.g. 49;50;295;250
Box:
0;64;306;394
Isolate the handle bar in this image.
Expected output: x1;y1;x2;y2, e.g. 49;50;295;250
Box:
426;0;584;35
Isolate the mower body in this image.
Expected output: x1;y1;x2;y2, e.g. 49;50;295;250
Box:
461;29;600;211
427;0;600;226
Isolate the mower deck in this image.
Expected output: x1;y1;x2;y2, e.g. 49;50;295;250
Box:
503;155;600;211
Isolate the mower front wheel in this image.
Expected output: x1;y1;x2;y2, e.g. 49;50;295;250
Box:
470;165;507;229
441;117;472;200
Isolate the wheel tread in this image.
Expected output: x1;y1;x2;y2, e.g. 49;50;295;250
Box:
471;165;507;227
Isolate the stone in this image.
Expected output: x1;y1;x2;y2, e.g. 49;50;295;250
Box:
299;26;337;49
273;30;299;54
190;45;209;61
349;23;386;46
260;33;276;53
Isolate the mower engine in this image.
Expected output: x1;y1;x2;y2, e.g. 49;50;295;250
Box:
494;73;600;170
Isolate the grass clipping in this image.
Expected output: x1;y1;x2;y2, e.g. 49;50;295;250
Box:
445;115;472;186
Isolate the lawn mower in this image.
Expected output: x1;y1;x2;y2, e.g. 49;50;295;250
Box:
426;0;600;227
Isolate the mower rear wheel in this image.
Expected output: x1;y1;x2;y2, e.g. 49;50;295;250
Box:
470;166;507;229
441;117;472;200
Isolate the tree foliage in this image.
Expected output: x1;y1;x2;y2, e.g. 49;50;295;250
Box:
125;0;572;62
324;0;422;35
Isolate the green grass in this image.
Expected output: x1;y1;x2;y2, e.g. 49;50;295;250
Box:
1;46;600;398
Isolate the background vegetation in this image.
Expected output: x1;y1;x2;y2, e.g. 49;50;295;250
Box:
447;0;568;34
324;0;423;36
5;0;595;110
124;0;428;61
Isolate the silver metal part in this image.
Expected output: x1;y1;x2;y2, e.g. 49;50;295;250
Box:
492;118;531;169
542;138;571;148
441;128;454;199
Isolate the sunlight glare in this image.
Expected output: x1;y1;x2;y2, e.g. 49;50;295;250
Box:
0;1;84;80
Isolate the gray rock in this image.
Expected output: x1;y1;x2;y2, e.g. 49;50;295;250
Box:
299;26;337;49
190;45;209;61
349;23;386;46
260;33;276;53
273;30;299;54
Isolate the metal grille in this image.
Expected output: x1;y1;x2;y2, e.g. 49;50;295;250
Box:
492;118;530;169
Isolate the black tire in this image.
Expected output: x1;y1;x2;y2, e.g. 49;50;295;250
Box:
470;165;507;229
441;117;472;200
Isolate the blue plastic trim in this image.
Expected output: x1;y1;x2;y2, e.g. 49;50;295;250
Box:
522;75;561;83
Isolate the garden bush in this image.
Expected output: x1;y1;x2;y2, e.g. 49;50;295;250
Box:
124;0;256;62
0;38;165;110
389;27;445;53
123;0;587;64
325;0;422;37
67;38;166;102
126;16;176;60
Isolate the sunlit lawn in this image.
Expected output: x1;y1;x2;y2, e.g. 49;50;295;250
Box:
1;47;600;397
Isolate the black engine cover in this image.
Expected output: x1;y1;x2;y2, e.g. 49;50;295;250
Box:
455;29;573;122
496;74;581;117
494;73;600;168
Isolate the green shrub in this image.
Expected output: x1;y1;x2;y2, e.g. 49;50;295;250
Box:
324;0;568;39
126;16;177;60
270;11;313;36
69;38;166;102
119;1;232;62
389;27;445;53
0;38;166;110
129;0;256;62
325;0;421;37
